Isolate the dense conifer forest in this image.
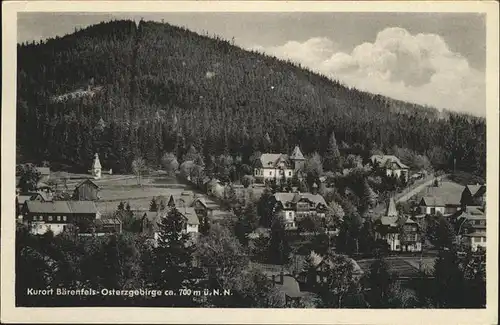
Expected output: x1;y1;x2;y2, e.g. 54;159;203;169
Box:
17;19;486;176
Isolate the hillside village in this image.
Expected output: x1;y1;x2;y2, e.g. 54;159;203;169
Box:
16;144;487;308
14;19;486;309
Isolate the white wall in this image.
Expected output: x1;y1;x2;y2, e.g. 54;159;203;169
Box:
30;222;66;235
279;210;296;229
470;236;486;251
255;168;295;180
421;206;445;215
186;224;199;233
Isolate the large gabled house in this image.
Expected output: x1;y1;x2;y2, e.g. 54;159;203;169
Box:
374;198;422;252
22;200;100;235
370;155;409;182
254;146;305;182
273;192;328;230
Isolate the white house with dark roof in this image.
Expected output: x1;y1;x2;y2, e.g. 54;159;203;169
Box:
273;192;328;229
370;155;409;181
254;146;305;182
419;196;446;215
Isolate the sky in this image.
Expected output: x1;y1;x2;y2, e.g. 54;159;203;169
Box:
18;12;486;116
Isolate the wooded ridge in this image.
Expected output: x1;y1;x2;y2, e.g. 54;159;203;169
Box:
16;19;486;176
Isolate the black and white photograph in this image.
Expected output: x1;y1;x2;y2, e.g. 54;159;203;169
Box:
1;1;498;324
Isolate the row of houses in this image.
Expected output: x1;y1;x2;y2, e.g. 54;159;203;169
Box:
253;149;411;183
376;183;487;253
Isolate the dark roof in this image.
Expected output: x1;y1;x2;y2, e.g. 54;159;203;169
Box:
467;184;486;197
420;196;445;207
26;201;97;214
370;155;409;170
259;153;290;168
75;179;99;189
18;192;43;205
274;192;327;207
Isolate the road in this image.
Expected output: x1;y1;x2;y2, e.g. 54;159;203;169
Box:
395;174;447;203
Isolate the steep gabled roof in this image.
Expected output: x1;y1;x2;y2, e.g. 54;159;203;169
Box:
274;192;327;208
370;155;409;170
180;207;200;225
386;198;398;217
260;153;290;168
75;178;100;189
467;184;486;197
92;153;102;169
420;196;445;207
290;146;305;161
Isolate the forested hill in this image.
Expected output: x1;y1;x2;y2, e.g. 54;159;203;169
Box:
17;19;485;176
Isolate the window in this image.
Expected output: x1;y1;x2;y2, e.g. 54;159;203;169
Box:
48;216;53;221
430;207;436;214
396;245;400;250
57;216;61;221
269;172;272;176
288;171;292;176
482;237;486;242
474;237;481;243
32;216;36;221
63;216;67;221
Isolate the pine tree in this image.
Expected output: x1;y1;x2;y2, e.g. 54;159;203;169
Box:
149;197;158;212
151;208;199;306
324;130;341;172
268;216;290;265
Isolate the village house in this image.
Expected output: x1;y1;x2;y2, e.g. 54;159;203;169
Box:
418;196;446;215
23;200;100;235
453;206;486;252
296;251;364;292
374;198;422;252
460;184;486;208
35;181;54;201
36;167;51;182
254;145;305;183
370;155;410;182
273;192;328;230
140;206;200;246
167;193;210;219
16;192;48;217
72;179;100;201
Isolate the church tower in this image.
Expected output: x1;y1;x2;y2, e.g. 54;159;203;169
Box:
290;145;305;171
92;153;102;179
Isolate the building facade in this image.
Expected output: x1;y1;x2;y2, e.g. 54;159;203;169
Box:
254;146;305;182
23;201;100;235
370;155;410;182
273;192;328;230
375;198;422;252
73;179;100;201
